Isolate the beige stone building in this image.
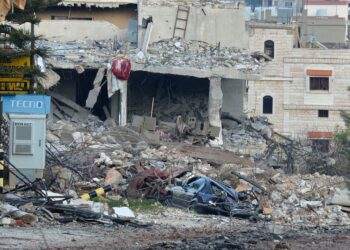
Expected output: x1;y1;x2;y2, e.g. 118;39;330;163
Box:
248;22;350;140
35;0;137;41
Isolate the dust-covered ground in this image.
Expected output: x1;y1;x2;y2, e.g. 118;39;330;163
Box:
0;207;349;250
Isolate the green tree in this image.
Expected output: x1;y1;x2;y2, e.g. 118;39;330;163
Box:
0;0;58;78
335;111;350;172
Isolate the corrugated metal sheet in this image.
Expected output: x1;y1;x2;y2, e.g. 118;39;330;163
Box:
58;0;137;8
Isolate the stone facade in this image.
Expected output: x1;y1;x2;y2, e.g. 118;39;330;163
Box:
248;23;350;138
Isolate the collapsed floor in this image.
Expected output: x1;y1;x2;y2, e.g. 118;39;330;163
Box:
127;71;209;122
0;94;348;230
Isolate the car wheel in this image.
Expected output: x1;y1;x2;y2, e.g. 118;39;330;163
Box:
188;199;199;211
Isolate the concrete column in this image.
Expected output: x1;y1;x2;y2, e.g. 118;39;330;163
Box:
208;77;223;146
110;91;120;125
120;80;128;126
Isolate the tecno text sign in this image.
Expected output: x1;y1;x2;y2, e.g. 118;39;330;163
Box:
3;95;51;114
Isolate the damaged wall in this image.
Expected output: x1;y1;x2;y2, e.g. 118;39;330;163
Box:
221;79;245;120
138;2;249;48
38;5;136;28
34;5;137;41
29;20;129;41
248;22;295;77
127;71;209;123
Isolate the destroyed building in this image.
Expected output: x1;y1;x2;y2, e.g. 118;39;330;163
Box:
31;0;350;145
34;0;264;146
1;1;350;245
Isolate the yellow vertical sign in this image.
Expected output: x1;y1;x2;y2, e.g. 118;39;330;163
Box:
0;56;31;94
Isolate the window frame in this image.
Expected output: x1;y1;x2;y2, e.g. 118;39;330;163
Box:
306;69;333;93
262;95;273;115
318;110;329;118
309;76;329;91
264;40;275;59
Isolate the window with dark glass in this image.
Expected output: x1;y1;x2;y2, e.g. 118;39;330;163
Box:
263;95;273;114
310;77;329;91
318;110;329;118
264;40;274;59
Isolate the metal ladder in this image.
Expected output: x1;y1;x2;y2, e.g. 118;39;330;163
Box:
173;5;190;38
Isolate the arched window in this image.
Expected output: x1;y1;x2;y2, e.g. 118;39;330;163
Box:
263;96;273;114
264;40;274;59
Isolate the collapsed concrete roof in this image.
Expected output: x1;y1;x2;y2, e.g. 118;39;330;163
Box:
39;38;264;80
58;0;137;8
140;0;244;7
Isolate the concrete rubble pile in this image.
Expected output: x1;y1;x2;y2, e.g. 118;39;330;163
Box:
38;39;119;68
134;37;264;72
39;37;264;73
232;165;350;226
267;173;350;226
222;119;268;156
1;103;349;228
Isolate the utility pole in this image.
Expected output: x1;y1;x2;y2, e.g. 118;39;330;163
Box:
30;21;35;94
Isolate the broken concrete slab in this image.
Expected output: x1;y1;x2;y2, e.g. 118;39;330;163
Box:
48;91;87;113
142;130;160;145
144;116;156;131
330;189;350;207
112;207;135;221
85;86;102;108
178;145;252;166
132;115;145;129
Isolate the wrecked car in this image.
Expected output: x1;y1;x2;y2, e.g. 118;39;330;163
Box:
165;176;259;220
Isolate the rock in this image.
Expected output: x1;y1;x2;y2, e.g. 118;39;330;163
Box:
270;191;282;202
112;207;135;221
0;217;16;226
287;193;299;204
67;199;93;207
50;166;73;191
330;189;350;207
107;135;117;144
105;168;123;186
72;131;84;144
299;199;322;208
326;157;336;166
0;203;37;225
95;152;113;166
47;132;60;143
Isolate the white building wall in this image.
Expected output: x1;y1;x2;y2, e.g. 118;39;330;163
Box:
305;4;348;20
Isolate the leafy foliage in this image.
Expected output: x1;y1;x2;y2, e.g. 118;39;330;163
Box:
334;111;350;172
0;0;58;79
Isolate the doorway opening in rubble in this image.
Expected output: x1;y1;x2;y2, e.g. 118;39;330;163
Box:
50;68;110;121
127;71;209;124
263;95;273;114
264;40;274;59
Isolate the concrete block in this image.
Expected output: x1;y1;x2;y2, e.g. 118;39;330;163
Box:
142;130;160;145
132;115;144;128
208;126;221;137
144;116;156;131
112;207;135;221
9;169;44;188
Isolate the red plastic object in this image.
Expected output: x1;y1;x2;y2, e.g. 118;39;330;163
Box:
111;58;131;80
